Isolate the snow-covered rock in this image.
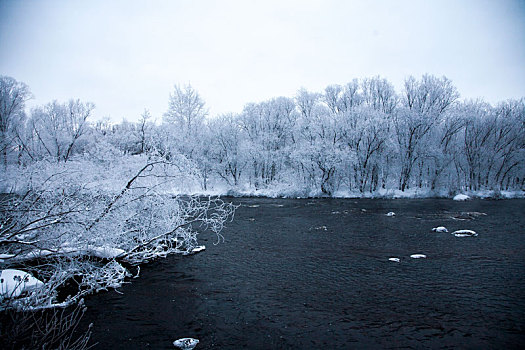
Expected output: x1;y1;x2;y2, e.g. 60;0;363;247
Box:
173;338;199;349
388;257;400;262
432;226;448;233
452;229;478;237
0;269;44;298
410;254;427;259
453;194;471;201
386;212;395;217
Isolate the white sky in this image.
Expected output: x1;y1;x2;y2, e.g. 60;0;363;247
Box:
1;0;524;122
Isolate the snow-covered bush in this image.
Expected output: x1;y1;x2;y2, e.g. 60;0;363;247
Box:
0;156;236;310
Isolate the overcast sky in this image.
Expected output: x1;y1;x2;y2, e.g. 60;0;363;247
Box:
1;0;524;122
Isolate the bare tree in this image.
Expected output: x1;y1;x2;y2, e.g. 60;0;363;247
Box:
164;83;207;134
361;76;398;114
240;97;297;187
29;99;94;162
0;76;32;167
343;109;390;192
395;75;459;191
137;109;153;154
209;114;247;186
324;80;362;115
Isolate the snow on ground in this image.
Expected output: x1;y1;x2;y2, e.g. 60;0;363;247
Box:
386;212;395;217
452;229;478;237
0;269;44;298
453;194;471;201
186;184;524;200
388;258;400;262
410;254;427;259
10;245;126;262
89;246;126;259
432;226;448;232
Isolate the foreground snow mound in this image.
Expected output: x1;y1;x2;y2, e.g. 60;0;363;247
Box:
432;226;448;233
452;229;478;237
388;257;400;262
410;254;427;259
453;194;471;201
173;338;199;349
0;269;44;298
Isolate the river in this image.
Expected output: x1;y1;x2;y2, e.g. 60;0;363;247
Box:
82;198;525;349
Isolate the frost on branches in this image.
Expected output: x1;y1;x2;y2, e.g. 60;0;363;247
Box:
0;157;236;310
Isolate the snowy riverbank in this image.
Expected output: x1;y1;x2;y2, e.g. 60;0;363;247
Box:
183;185;525;200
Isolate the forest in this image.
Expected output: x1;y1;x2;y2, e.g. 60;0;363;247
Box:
1;74;524;197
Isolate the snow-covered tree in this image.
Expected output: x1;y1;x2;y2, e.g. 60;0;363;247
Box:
395;75;459;191
240;97;297;188
29;99;94;162
208;114;247;186
0;76;32;166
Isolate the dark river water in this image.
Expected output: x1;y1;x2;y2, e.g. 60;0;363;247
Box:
82;198;525;349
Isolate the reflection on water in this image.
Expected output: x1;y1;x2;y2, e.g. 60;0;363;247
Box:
83;198;525;349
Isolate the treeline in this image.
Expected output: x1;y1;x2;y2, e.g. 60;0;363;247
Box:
1;74;524;196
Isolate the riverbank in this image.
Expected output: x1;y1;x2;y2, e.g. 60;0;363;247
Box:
183;185;525;200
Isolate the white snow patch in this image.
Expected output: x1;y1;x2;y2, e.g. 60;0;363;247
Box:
388;257;400;262
191;245;206;253
453;194;471;201
410;254;427;259
432;226;448;233
173;338;199;349
0;269;44;298
12;245;126;261
452;229;478;237
0;253;15;261
386;212;395;217
89;246;126;259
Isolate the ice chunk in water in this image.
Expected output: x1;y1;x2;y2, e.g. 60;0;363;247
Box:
452;229;477;237
453;194;470;201
173;338;199;349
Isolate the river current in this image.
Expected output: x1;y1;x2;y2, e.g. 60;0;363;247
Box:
82;198;525;349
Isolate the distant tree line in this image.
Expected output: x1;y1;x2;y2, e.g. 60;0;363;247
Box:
2;74;524;196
